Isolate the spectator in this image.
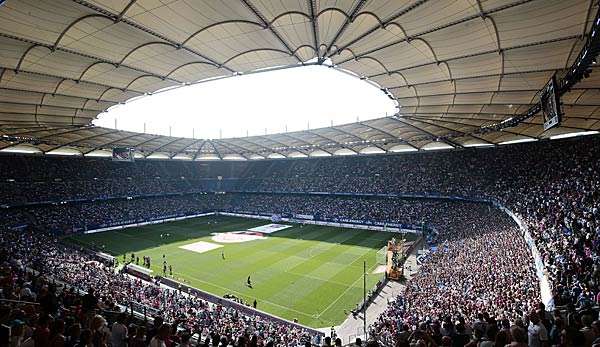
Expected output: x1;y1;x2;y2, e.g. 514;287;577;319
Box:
527;312;548;347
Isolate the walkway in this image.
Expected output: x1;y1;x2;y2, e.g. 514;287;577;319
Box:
331;244;422;344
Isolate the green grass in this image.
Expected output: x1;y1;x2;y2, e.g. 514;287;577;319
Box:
65;216;414;328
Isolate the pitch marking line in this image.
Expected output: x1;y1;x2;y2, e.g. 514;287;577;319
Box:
316;261;379;319
174;272;317;320
174;259;378;322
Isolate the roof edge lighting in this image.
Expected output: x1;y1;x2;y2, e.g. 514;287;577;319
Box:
463;143;495;148
549;131;599;140
498;138;538;145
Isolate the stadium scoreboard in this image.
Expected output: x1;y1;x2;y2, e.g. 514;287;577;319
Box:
540;74;563;130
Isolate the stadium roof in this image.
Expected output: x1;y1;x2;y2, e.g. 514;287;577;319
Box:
0;0;599;159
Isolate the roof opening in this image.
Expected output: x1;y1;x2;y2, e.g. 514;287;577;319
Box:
94;65;397;139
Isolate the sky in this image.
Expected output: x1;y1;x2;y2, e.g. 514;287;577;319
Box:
93;64;398;139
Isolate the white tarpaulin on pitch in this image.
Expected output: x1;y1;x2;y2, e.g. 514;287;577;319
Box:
247;224;292;234
179;241;223;254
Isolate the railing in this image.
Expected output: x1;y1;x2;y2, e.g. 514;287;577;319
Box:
0;298;39;306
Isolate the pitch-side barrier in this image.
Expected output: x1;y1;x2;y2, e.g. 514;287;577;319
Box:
218;212;422;234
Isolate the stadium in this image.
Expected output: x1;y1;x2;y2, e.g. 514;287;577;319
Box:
0;0;600;346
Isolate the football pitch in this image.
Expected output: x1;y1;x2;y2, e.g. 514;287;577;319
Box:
66;215;413;328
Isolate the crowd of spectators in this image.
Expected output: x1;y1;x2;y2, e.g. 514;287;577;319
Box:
0;156;241;182
0;178;217;206
0;228;321;346
231;137;600;199
223;194;449;227
2;136;599;204
0;156;241;206
1;136;598;204
371;205;542;345
0;191;499;236
366;137;600;345
493;141;600;310
1;135;600;346
0;195;222;233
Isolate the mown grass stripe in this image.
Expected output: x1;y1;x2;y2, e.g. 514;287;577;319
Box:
66;216;415;327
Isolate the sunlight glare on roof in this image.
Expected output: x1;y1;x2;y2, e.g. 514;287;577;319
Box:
93;65;397;140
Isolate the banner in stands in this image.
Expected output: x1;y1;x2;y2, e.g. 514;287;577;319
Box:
293;214;314;220
492;201;554;310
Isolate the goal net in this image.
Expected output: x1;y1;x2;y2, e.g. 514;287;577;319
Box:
376;245;388;265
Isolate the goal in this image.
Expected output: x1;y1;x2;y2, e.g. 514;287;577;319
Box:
376;245;388;265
